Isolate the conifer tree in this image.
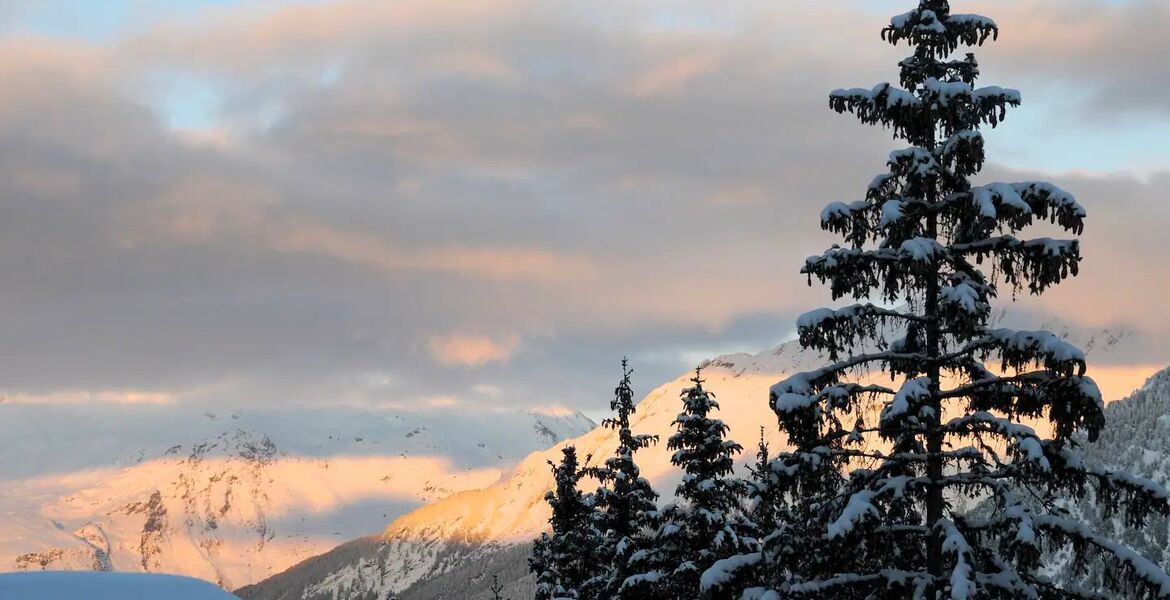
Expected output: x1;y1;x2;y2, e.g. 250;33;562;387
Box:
584;359;660;599
704;410;859;598
625;368;753;599
530;446;601;600
745;428;779;536
489;574;507;600
696;429;781;600
740;2;1170;598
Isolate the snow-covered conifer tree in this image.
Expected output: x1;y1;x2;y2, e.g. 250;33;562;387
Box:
625;368;753;599
583;359;660;599
530;446;601;600
739;1;1170;598
745;428;779;536
702;408;856;600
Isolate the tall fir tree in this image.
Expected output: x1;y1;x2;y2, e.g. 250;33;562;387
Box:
584;358;661;599
736;1;1170;598
625;368;753;599
530;446;602;600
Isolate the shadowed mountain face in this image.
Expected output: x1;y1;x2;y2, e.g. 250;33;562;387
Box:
235;539;539;600
0;405;593;590
239;323;1154;600
1042;367;1170;590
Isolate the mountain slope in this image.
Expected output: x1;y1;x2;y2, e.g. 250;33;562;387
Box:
239;323;1149;600
393;365;1170;600
1044;367;1170;590
0;404;593;590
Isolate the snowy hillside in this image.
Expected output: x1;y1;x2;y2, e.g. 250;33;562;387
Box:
239;322;1151;600
238;363;789;600
0;404;592;590
1043;367;1170;590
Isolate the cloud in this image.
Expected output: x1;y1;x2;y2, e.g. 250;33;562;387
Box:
427;335;520;368
997;169;1170;339
0;0;1165;413
120;176;594;281
470;383;503;398
982;0;1170;116
0;390;176;405
266;223;592;281
121;0;532;77
627;53;723;97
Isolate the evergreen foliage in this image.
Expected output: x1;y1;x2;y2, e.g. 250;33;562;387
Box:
583;359;662;599
530;446;601;600
745;428;778;536
625;368;753;599
709;2;1170;598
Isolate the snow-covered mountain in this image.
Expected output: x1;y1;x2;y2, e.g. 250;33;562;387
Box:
0;403;593;591
238;323;1153;600
1044;366;1170;590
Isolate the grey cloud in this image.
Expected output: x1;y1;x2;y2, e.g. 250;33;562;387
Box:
0;1;1165;412
980;0;1170;117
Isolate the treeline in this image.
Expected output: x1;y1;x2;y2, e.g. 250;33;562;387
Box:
529;362;758;600
528;1;1170;599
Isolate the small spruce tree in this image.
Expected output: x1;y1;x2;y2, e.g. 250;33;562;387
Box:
745;427;779;536
584;358;660;599
746;1;1170;598
703;408;864;598
530;446;601;600
625;368;753;599
489;574;507;600
698;428;788;600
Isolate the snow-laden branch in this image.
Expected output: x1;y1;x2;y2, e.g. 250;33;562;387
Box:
944;411;1049;470
939;519;976;599
884;7;998;56
1033;514;1170;598
787;569;930;596
796;303;925;360
699;552;762;597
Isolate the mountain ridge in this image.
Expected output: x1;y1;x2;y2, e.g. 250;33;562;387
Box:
0;404;593;590
239;321;1152;599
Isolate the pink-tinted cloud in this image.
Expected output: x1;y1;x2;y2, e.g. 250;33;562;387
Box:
1;389;176;405
427;334;520;368
270;222;594;281
123;176;596;282
627;53;723;97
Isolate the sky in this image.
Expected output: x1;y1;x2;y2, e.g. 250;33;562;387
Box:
0;0;1167;417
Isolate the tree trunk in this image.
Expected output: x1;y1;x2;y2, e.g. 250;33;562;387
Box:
925;181;944;596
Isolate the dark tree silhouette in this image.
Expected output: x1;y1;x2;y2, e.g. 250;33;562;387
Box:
709;1;1170;598
530;446;602;600
583;359;661;599
625;368;752;599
